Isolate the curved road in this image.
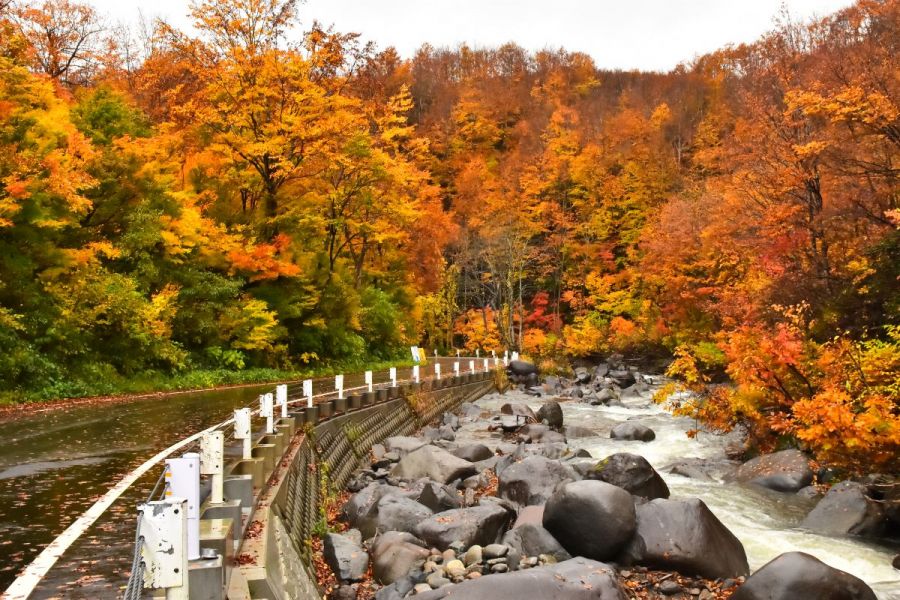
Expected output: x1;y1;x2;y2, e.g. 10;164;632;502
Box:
0;359;467;597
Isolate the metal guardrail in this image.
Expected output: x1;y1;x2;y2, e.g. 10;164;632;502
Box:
1;353;510;600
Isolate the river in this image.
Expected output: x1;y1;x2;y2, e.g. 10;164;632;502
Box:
0;360;462;597
471;386;900;599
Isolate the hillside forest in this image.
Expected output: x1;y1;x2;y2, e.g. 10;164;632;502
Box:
0;0;897;471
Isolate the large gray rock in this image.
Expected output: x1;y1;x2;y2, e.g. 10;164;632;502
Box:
801;481;886;537
413;557;626;599
607;369;636;388
519;423;566;444
731;552;877;600
416;503;512;550
508;360;539;378
732;449;813;493
502;523;571;562
416;481;461;513
498;455;579;506
383;436;427;456
536;401;564;428
370;531;429;585
373;495;432;536
343;482;400;538
500;402;538;421
622;497;749;579
588;453;670;499
390;445;477;484
324;530;368;582
543;480;636;561
565;425;596;438
452;443;494;462
610;422;656;442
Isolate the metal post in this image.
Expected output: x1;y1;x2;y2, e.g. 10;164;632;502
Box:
435;363;441;379
303;379;313;408
456;349;460;357
483;358;489;371
413;365;420;383
139;498;188;599
453;362;460;377
260;394;274;434
200;431;224;504
234;408;252;460
165;453;200;561
335;374;344;399
365;370;373;392
469;360;475;374
389;367;397;387
276;384;288;418
476;349;480;358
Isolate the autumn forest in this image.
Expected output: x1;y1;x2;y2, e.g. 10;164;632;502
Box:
0;0;897;471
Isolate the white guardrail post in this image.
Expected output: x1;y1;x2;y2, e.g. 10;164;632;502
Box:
164;453;200;561
200;431;224;504
469;360;475;374
453;361;460;377
413;365;420;383
303;379;313;407
259;393;274;434
234;408;252;460
435;363;441;379
276;383;288;418
138;496;189;599
389;367;397;387
365;370;373;392
335;374;344;399
483;358;489;372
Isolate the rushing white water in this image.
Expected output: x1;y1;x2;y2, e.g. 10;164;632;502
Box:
470;387;900;599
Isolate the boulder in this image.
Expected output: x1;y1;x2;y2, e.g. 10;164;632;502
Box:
588;453;670;499
390;445;477;484
610;422;656;442
565;425;596;438
519;423;566;444
500;402;538;421
731;552;877;600
542;480;636;561
536;401;564;429
458;402;483;418
413;557;626;600
608;369;636;388
502;524;571;562
732;449;813;493
383;436;427;456
512;504;545;528
370;531;429;585
453;443;494;463
498;455;579;506
508;360;539;378
801;481;886;537
574;367;592;384
416;504;511;550
622;497;749;579
324;530;368;582
373;495;433;535
343;482;396;538
591;388;617;405
416;481;461;513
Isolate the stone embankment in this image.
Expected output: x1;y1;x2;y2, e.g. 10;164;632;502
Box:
314;358;891;600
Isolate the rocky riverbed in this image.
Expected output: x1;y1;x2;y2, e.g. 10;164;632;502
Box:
313;360;900;599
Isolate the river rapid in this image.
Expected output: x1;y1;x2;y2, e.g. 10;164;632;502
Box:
470;385;900;599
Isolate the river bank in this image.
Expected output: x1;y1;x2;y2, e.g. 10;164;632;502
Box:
0;357;417;415
312;361;900;599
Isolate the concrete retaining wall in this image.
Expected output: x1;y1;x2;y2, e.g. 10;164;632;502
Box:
230;373;496;599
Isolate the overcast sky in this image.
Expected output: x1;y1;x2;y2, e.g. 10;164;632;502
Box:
85;0;855;72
